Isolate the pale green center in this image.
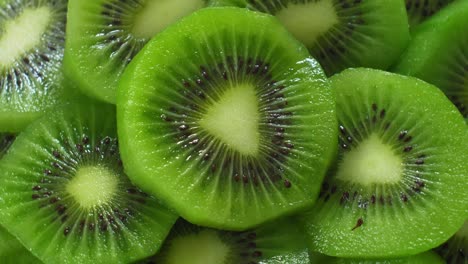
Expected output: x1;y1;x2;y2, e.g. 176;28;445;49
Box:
200;83;260;156
131;0;205;39
275;0;339;47
336;134;403;185
0;7;51;67
166;230;230;264
66;166;118;209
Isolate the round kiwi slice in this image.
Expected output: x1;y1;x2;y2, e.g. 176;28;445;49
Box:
0;102;177;263
393;0;468;120
64;0;227;104
0;0;70;132
302;68;468;257
118;7;337;230
235;0;410;76
0;225;41;264
139;217;309;264
405;0;455;27
435;220;467;264
309;250;445;264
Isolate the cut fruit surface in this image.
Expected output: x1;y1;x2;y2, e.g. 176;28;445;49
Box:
0;0;70;132
405;0;455;27
435;220;468;264
64;0;216;104
302;68;468;257
394;0;468;120
118;7;337;230
241;0;410;76
140;217;310;264
0;102;177;264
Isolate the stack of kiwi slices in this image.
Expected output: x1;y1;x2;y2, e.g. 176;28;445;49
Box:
0;0;467;263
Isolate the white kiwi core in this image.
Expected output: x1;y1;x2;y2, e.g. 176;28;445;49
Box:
200;83;260;156
336;133;403;185
0;7;52;67
165;230;231;264
275;0;339;47
131;0;205;39
66;166;119;209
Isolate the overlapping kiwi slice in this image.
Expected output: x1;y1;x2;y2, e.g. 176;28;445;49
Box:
309;250;445;264
394;0;468;120
0;0;69;132
139;217;309;264
233;0;410;76
0;102;177;263
302;68;468;257
0;133;16;159
64;0;227;104
118;7;337;230
405;0;455;27
0;225;41;264
435;220;467;264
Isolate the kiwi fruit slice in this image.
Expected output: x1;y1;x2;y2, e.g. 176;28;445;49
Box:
309;250;445;264
0;133;16;159
302;68;468;257
405;0;455;27
234;0;410;76
139;217;309;264
435;220;467;264
118;7;337;230
64;0;225;104
0;0;70;132
0;101;177;263
0;225;41;264
393;0;468;120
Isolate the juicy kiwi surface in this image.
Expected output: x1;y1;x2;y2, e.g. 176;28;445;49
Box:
405;0;455;27
435;220;468;264
140;217;309;264
64;0;223;104
0;102;177;264
302;68;468;257
118;7;337;230
309;250;445;264
0;0;69;132
393;0;468;120
234;0;410;76
0;225;41;264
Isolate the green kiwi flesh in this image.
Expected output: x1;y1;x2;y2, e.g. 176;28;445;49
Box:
302;68;468;257
64;0;218;104
309;250;445;264
435;220;468;264
140;217;309;264
118;7;337;230
0;0;69;132
405;0;455;27
239;0;410;76
0;225;41;264
0;102;177;263
393;0;468;120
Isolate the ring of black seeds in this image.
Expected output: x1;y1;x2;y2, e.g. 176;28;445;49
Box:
31;133;150;236
160;56;295;189
319;103;429;208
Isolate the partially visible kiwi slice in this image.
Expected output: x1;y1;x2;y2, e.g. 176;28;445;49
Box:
435;220;468;264
118;7;337;230
393;0;468;120
0;225;41;264
139;217;309;264
0;102;177;263
64;0;225;104
0;0;69;132
235;0;410;76
405;0;455;27
303;68;468;257
309;250;445;264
